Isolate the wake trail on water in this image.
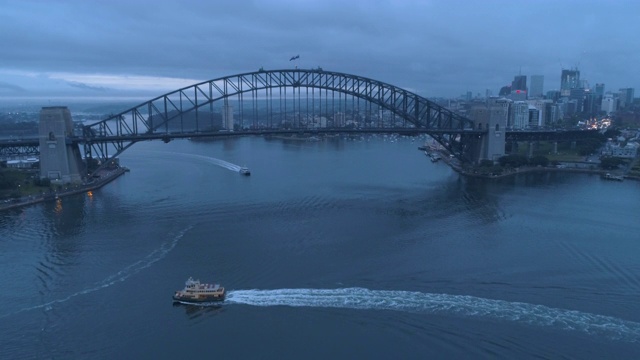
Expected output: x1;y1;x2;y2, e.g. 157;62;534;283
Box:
182;153;242;171
224;288;640;342
137;151;242;172
0;226;193;319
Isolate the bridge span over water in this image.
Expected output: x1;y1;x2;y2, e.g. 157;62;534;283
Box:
80;68;485;165
0;69;600;181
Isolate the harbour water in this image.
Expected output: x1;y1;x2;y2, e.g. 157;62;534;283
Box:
1;135;639;359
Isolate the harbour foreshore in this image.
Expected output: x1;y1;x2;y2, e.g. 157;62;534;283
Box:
425;147;638;181
0;166;127;212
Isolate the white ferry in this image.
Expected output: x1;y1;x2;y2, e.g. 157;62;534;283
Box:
172;277;225;303
602;173;623;181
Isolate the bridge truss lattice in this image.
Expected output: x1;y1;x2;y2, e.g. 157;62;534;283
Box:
83;69;482;166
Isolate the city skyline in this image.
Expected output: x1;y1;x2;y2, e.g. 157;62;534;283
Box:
1;0;639;99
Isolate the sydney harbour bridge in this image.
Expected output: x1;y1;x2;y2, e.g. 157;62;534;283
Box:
1;68;598;178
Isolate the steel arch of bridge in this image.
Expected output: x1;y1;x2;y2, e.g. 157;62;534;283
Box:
83;69;482;166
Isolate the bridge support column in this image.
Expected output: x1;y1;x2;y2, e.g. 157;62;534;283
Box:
528;142;535;158
39;106;85;184
478;105;507;163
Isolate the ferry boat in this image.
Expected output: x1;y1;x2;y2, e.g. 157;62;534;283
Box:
172;277;225;303
602;173;624;181
239;166;251;176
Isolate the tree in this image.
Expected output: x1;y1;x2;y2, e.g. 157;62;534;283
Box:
498;154;529;168
479;159;494;167
600;157;626;170
529;155;549;167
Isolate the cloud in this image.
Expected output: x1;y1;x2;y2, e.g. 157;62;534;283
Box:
0;0;639;98
66;81;108;92
0;81;27;93
48;72;203;92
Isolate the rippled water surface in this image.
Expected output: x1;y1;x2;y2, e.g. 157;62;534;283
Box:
1;135;639;359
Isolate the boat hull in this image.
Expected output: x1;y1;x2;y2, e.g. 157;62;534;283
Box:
172;294;225;303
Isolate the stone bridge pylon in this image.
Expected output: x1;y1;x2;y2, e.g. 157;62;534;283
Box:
38;106;85;184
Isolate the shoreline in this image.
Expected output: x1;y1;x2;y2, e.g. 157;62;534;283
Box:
420;146;639;181
0;166;127;212
437;152;639;181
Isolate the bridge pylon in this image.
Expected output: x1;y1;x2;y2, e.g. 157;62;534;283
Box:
475;103;507;163
38;107;85;184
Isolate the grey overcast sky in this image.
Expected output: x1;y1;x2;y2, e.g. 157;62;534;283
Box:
1;0;639;99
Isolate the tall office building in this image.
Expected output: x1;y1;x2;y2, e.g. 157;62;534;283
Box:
583;91;599;115
601;94;617;114
619;88;635;108
560;69;580;96
546;90;561;102
512;75;527;92
529;75;544;98
569;88;586;113
499;85;512;96
594;83;605;107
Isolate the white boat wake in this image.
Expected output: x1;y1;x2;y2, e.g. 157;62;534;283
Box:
182;153;242;171
1;226;192;319
136;151;242;172
224;288;640;342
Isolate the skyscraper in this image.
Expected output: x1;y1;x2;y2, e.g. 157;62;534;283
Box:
619;88;635;108
560;69;580;96
529;75;544;98
512;75;527;91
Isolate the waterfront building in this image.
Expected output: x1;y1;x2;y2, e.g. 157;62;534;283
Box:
595;83;605;98
604;142;639;158
529;75;544;99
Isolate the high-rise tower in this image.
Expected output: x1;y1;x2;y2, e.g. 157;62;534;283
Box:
512;75;527;92
529;75;544;98
560;69;580;96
